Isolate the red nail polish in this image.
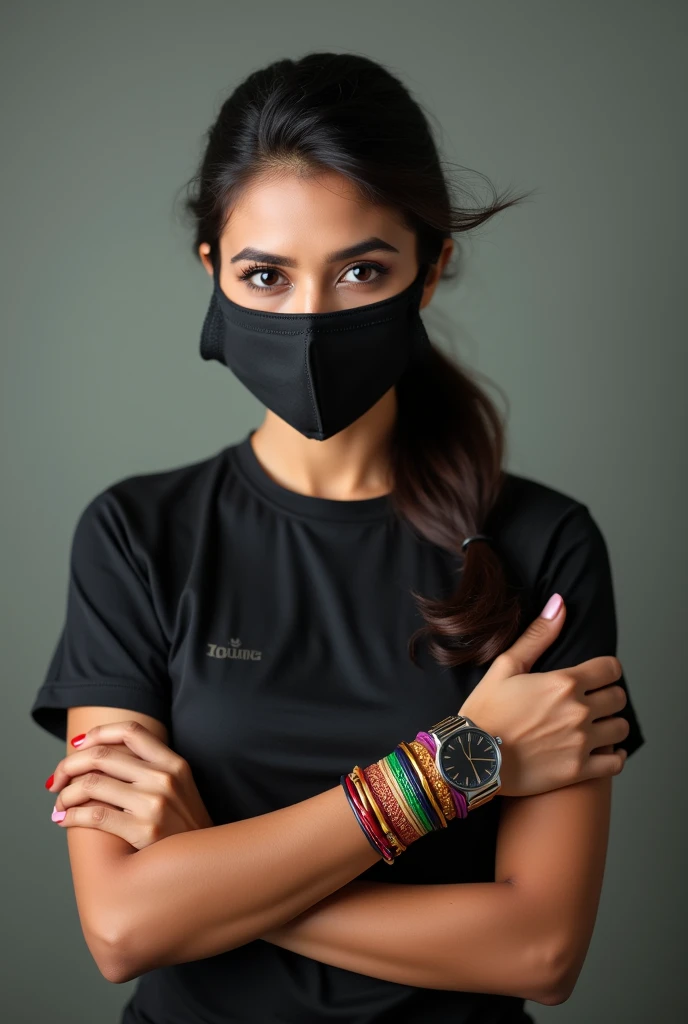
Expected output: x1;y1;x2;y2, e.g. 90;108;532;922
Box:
45;774;54;789
70;734;86;747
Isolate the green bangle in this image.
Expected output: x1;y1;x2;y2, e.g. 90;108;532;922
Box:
386;750;433;834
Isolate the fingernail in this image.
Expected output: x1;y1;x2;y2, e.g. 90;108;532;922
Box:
70;734;86;747
51;806;66;822
45;774;54;789
540;593;563;620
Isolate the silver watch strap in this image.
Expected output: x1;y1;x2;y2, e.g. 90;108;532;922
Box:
428;713;469;744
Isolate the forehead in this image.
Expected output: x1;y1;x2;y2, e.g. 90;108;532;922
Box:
221;170;413;255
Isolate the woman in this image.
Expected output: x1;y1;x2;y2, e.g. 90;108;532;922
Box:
31;51;644;1024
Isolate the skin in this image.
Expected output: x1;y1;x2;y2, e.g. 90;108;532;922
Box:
198;168;453;502
46;168;630;1003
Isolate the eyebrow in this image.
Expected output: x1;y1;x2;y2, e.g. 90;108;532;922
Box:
229;236;400;267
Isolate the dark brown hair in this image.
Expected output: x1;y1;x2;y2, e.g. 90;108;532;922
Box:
179;51;534;667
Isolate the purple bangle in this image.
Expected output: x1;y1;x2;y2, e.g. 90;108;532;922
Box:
416;731;437;756
415;731;468;819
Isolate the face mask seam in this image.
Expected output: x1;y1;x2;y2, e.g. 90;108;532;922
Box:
303;328;323;438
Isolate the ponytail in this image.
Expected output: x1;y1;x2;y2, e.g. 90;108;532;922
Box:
392;345;523;666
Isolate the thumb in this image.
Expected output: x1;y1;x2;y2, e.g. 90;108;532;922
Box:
496;592;566;677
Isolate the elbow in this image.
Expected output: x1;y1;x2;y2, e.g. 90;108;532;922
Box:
532;936;583;1006
84;914;142;985
92;930;142;985
97;948;139;986
79;932;129;984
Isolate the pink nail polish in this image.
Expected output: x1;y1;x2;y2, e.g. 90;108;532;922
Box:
51;807;66;822
540;593;563;620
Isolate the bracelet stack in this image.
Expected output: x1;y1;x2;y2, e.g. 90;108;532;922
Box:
341;732;469;866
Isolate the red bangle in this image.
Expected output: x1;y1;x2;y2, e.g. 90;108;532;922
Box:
344;775;395;862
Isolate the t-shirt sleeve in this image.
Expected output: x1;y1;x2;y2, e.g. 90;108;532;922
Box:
529;504;645;759
30;489;172;742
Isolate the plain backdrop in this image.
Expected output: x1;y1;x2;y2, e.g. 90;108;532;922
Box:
2;2;685;1021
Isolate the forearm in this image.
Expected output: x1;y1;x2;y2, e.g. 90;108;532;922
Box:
104;785;379;982
262;878;554;1003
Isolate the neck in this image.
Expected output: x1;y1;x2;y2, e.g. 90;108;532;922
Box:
249;390;397;501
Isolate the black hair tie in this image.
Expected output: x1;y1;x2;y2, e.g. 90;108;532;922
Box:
461;534;493;553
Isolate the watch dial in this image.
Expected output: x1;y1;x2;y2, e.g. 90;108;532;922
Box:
439;729;500;790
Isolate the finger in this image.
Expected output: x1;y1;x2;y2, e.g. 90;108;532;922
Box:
578;748;628;782
48;720;182;793
590;715;631;749
53;796;120;815
48;744;168;796
587;682;628;718
488;594;567;679
66;720;177;764
57;773;141;815
571;655;624;692
52;801;140;845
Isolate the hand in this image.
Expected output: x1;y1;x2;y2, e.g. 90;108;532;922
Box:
459;595;630;798
46;720;214;848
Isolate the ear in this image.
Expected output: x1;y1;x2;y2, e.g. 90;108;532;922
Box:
420;238;454;309
199;243;214;277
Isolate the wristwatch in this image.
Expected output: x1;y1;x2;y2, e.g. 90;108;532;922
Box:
428;713;503;811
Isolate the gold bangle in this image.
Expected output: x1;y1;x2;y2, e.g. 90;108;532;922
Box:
349;768;371;811
353;765;406;855
364;762;418;848
408;740;457;822
349;769;395;865
398;741;447;828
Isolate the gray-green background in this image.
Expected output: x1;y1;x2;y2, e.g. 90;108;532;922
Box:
2;2;684;1021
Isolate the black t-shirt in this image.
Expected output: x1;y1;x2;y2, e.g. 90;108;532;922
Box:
30;429;645;1024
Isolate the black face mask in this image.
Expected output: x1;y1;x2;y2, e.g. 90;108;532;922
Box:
199;256;432;441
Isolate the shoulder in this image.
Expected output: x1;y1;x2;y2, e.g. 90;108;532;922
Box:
489;471;608;596
493;470;590;534
71;444;234;558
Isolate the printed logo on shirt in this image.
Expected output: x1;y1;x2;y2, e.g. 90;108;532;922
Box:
206;637;262;661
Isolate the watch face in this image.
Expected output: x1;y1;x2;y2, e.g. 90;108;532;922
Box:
439;728;501;790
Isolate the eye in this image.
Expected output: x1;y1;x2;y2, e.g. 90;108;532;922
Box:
340;263;389;285
237;261;390;293
238;264;286;291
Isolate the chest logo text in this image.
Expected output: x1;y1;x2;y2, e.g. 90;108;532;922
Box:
206;637;262;661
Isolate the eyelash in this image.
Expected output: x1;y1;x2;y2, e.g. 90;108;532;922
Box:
237;261;390;292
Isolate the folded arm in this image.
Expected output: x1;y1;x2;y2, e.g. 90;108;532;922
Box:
263;773;614;1005
68;704;611;1005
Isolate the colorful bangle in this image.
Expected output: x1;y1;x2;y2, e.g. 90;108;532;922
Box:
352;765;406;856
407;740;456;821
341;774;383;857
341;773;395;864
390;746;441;832
341;717;478;864
347;771;396;864
416;731;468;819
378;755;427;839
366;761;420;847
398;741;447;828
